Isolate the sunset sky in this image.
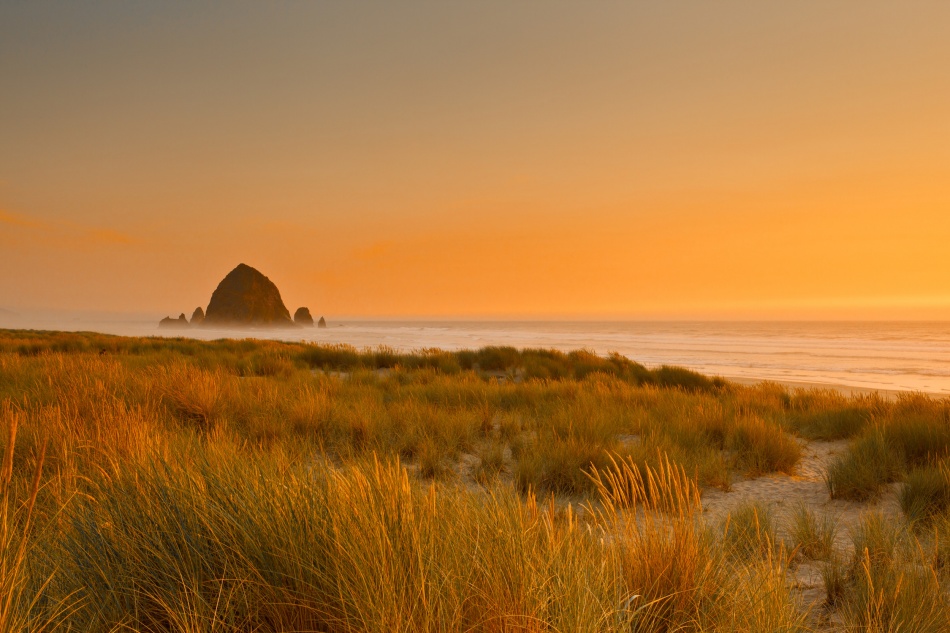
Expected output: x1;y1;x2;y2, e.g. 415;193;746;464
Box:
1;2;948;319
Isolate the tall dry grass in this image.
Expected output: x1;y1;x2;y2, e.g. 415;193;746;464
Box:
1;329;948;630
827;513;950;632
0;402;63;632
587;454;806;632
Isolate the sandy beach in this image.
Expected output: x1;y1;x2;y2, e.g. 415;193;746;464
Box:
726;376;947;401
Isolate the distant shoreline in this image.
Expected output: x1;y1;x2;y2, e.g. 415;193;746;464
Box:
724;375;947;400
2;321;950;400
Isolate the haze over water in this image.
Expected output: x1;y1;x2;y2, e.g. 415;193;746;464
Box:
4;314;948;395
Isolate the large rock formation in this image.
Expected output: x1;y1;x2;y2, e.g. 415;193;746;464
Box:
190;307;205;325
294;307;314;327
202;264;295;327
159;313;189;329
317;316;327;328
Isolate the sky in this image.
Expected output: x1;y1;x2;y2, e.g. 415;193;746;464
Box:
1;1;949;320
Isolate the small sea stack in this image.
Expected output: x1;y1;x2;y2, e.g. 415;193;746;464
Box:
294;307;314;327
159;313;189;329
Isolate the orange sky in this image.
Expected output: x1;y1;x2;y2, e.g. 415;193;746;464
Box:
1;2;948;319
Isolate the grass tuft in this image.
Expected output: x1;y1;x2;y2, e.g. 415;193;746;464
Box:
900;461;950;525
721;500;779;560
728;415;801;476
826;429;903;500
788;502;837;561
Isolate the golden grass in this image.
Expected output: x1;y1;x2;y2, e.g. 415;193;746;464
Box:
0;403;60;632
788;502;838;561
834;513;950;632
827;395;950;501
0;329;948;630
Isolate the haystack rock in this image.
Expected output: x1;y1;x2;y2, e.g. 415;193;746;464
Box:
317;316;327;328
202;263;295;327
159;313;189;329
294;307;314;327
190;307;205;325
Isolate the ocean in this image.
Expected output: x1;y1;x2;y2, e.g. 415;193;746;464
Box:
3;315;949;395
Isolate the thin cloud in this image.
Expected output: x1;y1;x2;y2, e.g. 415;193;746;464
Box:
0;209;47;230
0;208;141;247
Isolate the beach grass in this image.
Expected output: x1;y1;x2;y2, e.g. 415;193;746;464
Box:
826;394;950;501
788;502;838;561
1;328;948;630
900;460;950;525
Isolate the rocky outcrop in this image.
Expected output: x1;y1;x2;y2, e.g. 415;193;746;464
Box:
317;316;327;328
294;307;314;327
156;264;318;329
159;313;189;329
202;264;295;327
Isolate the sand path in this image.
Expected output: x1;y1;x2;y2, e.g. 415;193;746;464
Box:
701;438;904;628
701;438;901;546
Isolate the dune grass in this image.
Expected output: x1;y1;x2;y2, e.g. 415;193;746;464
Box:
900;460;950;525
826;429;903;501
6;416;809;633
1;329;948;630
837;513;950;632
720;500;780;561
788;502;838;561
826;395;950;501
